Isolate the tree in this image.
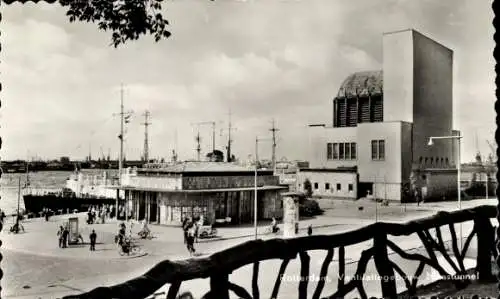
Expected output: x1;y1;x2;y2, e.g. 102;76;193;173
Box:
303;179;313;198
51;0;172;48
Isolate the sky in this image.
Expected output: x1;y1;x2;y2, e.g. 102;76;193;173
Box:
1;0;495;163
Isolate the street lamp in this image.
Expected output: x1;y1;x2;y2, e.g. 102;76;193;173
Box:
428;134;463;248
254;137;272;239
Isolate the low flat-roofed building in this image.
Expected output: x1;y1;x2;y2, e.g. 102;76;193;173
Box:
117;162;287;226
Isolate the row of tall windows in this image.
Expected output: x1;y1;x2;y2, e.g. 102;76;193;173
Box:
327;142;357;160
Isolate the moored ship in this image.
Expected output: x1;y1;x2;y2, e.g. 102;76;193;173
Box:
22;171;123;217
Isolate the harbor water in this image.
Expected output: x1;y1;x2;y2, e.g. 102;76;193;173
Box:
0;169;118;214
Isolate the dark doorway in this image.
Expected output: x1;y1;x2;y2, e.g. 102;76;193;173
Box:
257;191;265;220
358;182;373;199
149;193;158;223
138;193;146;220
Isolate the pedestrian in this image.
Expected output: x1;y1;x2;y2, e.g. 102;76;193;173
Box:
89;229;97;251
194;223;199;243
307;225;313;236
0;209;6;225
44;208;50;222
182;218;189;244
295;222;299;234
57;226;64;248
186;225;196;255
62;225;69;248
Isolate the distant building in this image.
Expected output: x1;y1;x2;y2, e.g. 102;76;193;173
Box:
117;161;287;225
302;29;458;202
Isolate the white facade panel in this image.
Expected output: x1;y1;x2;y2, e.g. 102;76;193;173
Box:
296;171;357;199
308;126;358;169
383;29;414;123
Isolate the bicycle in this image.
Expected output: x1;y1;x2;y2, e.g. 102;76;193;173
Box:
118;236;140;256
9;223;25;234
138;230;154;240
264;225;280;235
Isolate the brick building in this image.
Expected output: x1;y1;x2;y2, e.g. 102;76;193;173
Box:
302;29;459;202
117;162;287;225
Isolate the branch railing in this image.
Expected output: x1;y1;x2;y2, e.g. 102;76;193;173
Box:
62;205;497;299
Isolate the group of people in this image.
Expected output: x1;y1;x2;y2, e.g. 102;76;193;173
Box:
57;225;70;248
182;216;203;255
86;205;113;224
57;224;96;251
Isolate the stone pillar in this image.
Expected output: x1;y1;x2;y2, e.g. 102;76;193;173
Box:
282;194;300;238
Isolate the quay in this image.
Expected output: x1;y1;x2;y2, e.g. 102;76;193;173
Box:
2;198;497;298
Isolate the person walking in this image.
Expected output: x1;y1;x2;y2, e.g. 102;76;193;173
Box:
182;218;189;244
0;209;6;225
57;226;64;248
62;226;69;248
89;229;97;251
307;225;313;236
186;225;196;256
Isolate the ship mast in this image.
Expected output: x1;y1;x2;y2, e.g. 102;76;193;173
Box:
141;110;151;163
117;84;124;220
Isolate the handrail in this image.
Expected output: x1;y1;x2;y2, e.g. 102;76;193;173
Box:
62;205;497;299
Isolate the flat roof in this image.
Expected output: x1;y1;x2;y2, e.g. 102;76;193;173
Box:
113;185;288;193
139;161;273;174
300;167;357;173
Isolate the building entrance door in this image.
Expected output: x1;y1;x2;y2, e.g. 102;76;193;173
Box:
149;193;158;223
138;193;146;221
358;182;373;199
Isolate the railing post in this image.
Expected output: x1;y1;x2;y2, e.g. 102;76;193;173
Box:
209;272;230;299
373;231;397;298
475;218;495;281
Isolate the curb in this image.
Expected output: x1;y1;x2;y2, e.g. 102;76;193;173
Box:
1;245;150;261
203;223;345;242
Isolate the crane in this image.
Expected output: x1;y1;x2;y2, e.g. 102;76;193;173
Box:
191;121;216;160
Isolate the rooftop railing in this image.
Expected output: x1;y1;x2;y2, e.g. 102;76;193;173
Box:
62;205;497;299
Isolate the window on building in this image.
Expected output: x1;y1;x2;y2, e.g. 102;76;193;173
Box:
327;143;333;160
333;143;339;159
371;140;378;160
345;143;351;160
379;140;385;160
350;143;357;159
325;183;330;190
348;184;353;192
371;140;385;160
336;183;341;191
314;182;318;189
339;143;345;160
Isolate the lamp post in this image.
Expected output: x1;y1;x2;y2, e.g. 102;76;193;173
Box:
254;137;272;239
428;134;463;248
254;137;258;240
